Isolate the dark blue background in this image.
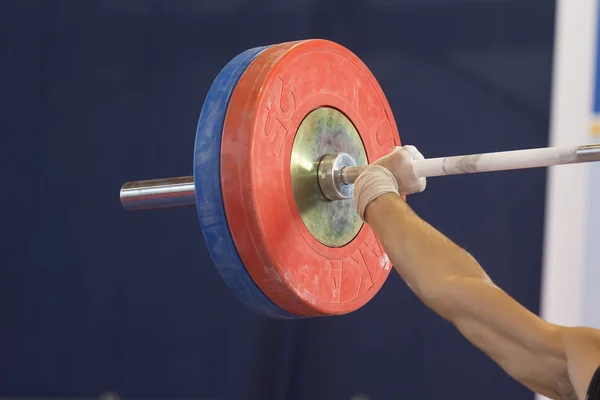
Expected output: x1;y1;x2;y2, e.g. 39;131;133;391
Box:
1;1;555;399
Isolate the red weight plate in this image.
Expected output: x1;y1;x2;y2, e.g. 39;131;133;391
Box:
221;39;400;316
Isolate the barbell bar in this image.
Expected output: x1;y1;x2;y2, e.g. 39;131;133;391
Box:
120;144;600;211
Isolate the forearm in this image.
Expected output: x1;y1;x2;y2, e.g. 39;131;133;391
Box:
364;192;489;315
364;193;569;398
364;192;554;334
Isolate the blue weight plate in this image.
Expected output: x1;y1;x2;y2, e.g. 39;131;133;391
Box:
193;46;299;319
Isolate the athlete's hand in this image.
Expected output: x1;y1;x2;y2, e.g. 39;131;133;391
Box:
372;145;426;195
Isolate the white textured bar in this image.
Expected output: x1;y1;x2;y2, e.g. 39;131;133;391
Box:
341;144;600;183
413;146;579;177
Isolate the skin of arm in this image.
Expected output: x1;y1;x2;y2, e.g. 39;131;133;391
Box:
364;192;600;400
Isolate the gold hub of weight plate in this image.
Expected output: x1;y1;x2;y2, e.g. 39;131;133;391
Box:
290;107;367;248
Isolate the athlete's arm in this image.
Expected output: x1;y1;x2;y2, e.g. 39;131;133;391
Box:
365;193;600;398
354;147;600;399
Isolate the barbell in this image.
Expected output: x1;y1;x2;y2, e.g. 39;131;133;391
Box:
120;39;600;319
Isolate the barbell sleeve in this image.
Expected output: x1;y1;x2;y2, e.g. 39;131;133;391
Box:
120;144;600;211
120;176;195;211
